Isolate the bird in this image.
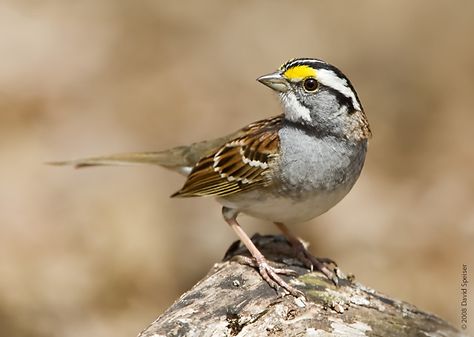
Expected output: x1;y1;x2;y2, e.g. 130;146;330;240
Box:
51;58;371;297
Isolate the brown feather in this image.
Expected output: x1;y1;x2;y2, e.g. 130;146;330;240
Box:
172;115;283;198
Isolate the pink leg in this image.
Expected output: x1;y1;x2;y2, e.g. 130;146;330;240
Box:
274;222;339;285
223;208;303;297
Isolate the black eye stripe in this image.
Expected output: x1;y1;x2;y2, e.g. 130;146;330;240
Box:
295;84;357;112
321;85;357;112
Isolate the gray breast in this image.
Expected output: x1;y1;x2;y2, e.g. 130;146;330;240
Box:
275;125;367;199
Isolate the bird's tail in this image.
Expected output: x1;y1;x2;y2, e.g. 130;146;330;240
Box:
48;134;233;175
48;150;189;170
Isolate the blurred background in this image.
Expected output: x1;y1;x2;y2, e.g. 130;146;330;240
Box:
1;1;473;336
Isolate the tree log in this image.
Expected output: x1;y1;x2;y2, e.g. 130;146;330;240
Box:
138;234;463;337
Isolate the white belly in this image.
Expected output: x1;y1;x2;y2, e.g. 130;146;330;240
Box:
217;185;350;224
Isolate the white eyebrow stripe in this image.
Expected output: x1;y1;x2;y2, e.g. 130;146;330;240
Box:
317;69;361;111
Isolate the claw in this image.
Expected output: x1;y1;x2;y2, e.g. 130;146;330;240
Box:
231;255;301;295
316;257;338;267
257;261;303;297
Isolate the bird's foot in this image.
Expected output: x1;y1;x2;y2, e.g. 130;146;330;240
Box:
232;255;303;297
273;223;341;285
289;240;340;285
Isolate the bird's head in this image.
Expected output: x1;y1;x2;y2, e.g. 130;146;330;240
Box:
258;58;371;140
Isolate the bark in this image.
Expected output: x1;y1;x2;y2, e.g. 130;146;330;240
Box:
138;234;464;337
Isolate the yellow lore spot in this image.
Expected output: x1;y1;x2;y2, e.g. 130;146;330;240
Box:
283;65;317;81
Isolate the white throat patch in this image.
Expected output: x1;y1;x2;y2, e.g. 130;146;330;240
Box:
280;92;311;123
317;69;361;111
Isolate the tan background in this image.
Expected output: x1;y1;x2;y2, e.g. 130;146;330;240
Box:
1;1;473;336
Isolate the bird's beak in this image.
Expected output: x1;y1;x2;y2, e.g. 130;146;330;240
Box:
257;72;289;93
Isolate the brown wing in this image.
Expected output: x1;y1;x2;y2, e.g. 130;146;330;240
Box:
171;115;283;198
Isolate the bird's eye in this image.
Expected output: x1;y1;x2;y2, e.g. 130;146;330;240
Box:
303;78;318;92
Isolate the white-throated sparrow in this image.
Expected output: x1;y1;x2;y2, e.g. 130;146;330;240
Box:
52;58;371;297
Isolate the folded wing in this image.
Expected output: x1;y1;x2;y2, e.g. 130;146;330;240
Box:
172;116;282;197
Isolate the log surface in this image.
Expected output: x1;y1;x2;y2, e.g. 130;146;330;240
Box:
138;235;464;337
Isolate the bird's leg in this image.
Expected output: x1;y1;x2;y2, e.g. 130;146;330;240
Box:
222;207;303;297
274;222;339;285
